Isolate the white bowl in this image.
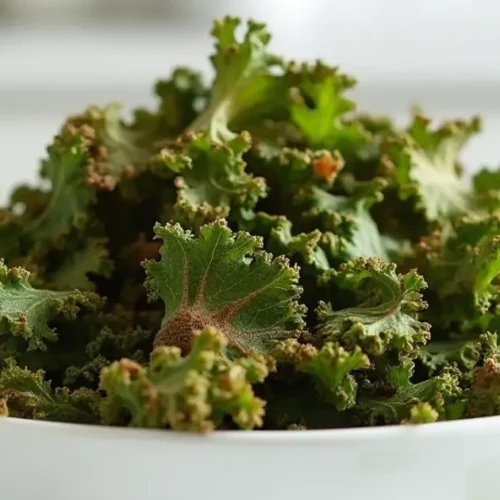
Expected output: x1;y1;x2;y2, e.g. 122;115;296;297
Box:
1;417;499;500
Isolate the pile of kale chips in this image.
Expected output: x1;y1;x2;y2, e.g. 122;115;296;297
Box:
1;18;500;432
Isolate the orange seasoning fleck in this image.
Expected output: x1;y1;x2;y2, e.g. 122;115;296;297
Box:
312;152;345;182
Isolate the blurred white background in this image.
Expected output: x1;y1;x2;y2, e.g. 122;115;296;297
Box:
1;0;500;201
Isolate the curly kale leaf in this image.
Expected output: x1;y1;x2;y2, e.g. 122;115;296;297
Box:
0;262;99;350
446;217;500;310
24;129;94;244
417;215;500;327
157;131;266;226
384;113;480;221
251;147;345;196
317;258;430;355
266;216;333;271
420;332;500;376
144;220;306;357
273;338;369;411
296;177;390;261
66;103;152;189
289;60;367;151
420;339;481;375
0;359;100;423
100;327;273;432
240;211;338;272
417;333;500;419
14;104;152;248
189;17;289;142
447;237;500;313
186;18;368;151
363;359;460;424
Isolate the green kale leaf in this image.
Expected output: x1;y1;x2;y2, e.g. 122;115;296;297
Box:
363;359;460;424
297;178;389;261
188;17;289;142
0;262;99;350
273;338;369;411
24;129;94;244
289;60;366;151
100;326;273;432
157;131;266;227
384;113;480;221
416;214;500;328
0;359;100;423
317;258;430;355
144;220;306;357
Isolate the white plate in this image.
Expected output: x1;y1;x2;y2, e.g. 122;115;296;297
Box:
0;416;499;500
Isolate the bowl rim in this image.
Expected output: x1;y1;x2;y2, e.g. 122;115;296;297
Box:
2;415;500;445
